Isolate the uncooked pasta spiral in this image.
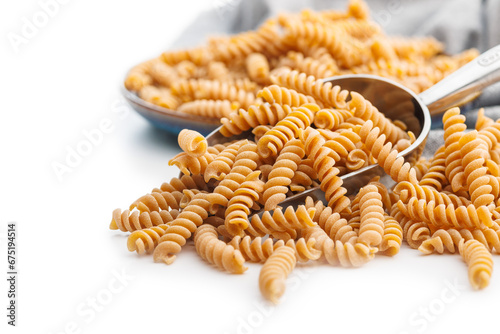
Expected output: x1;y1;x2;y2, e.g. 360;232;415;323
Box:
257;85;316;107
379;214;403;256
313;108;353;130
257;103;319;158
271;69;349;109
259;245;297;304
356;185;385;249
301;126;350;212
168;150;216;176
443;107;467;192
262;139;305;210
130;174;209;213
161;46;212;66
208;142;261;211
419;145;448;191
177;99;240;119
459;130;493;207
220;103;292;137
194;224;247;274
246;53;270;84
317;206;356;243
459;239;493;290
395;181;471;207
127;224;171;254
284;238;322;262
204;140;246;182
290;158;317;192
129;191;183;214
177;129;207;158
149;59;179;87
398;197;493;230
110;209;179;233
124;59;155;91
357;120;417;183
419;228;469;255
224;171;265;236
139;86;181;109
245;205;316;241
280;51;338;78
153;193;210;264
229;236;285;263
346;148;368;171
282;20;362;67
302;225;375;267
348;92;408;145
171;79;256;108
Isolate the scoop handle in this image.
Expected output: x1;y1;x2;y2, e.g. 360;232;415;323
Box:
418;45;500;116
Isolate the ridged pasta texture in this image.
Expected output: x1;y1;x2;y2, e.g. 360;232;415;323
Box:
112;0;500;301
259;245;297;304
194;224;247;274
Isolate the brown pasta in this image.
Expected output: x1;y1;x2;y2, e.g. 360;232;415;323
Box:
259;245;297;304
194;224;247;274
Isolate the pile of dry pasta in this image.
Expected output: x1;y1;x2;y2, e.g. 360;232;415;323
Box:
111;67;500;302
124;0;478;121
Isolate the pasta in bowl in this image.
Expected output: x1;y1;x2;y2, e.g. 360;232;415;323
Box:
122;0;479;136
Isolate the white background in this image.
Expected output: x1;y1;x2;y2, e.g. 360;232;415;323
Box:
1;1;499;334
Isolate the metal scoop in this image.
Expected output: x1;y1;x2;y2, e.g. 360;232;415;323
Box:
205;45;500;207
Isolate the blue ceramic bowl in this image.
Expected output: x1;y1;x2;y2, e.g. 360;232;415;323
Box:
121;85;221;136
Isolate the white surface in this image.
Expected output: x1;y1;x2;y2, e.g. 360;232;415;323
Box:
1;1;499;334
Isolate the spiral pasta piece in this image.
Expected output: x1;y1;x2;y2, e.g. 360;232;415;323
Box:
459;131;493;208
208;142;261;211
177;129;207;158
168;150;216;176
271;69;349;109
443;107;467;192
130;174;209;213
161;46;212;66
284;238;322;262
259;245;297;304
357;120;417;183
280;51;338;78
257;85;316;107
246;53;270;84
379;214;403;256
395;181;471;207
301;127;350;212
127;224;171;255
302;226;375;267
194;224;247;274
153;193;210;264
257;103;319;158
229;236;285;263
245;205;316;241
220;103;293;137
263;139;305;210
124;59;155;91
139;86;181;109
459;239;493;290
348;92;408;145
290;158;317;192
204;140;247;182
110;209;179;233
313;108;353;130
224;171;264;236
356;185;385;249
177;99;240;119
398;197;493;230
171;79;256;108
419;145;448;190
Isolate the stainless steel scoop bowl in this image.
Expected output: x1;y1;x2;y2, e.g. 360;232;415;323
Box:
205;45;500;207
